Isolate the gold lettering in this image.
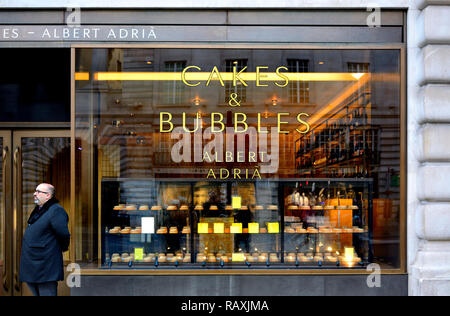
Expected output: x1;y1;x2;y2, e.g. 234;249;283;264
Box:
256;66;269;87
249;152;256;162
206;66;225;87
237;151;244;163
233;65;248;87
253;169;262;179
203;151;212;162
182;112;201;133
211;112;225;133
226;151;233;162
278;113;290;134
257;113;269;134
234;169;241;179
235;113;248;133
296;113;311;134
220;168;230;179
207;169;216;179
160;112;174;133
275;66;289;88
182;66;201;87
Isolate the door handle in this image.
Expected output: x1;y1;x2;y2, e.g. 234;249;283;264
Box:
13;146;21;292
1;146;8;292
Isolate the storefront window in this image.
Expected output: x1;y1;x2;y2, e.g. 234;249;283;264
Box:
75;48;402;270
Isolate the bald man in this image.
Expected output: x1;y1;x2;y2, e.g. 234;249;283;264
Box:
19;183;70;296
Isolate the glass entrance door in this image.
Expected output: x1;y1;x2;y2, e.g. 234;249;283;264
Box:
0;131;70;296
0;131;11;296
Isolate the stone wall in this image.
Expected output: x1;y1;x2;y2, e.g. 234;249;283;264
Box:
411;0;450;296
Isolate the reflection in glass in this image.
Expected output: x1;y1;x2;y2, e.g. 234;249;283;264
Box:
21;137;71;242
76;48;401;270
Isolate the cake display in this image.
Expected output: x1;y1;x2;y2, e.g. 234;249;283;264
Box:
139;205;149;211
125;205;137;211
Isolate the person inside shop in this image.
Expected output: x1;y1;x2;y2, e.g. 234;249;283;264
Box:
19;183;70;296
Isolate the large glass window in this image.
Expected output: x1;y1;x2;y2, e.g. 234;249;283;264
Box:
75;48;402;271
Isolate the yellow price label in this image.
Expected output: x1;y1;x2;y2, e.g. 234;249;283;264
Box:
198;223;209;234
248;223;259;234
232;253;245;262
230;223;242;234
134;248;144;261
214;223;225;234
232;196;242;209
267;222;280;234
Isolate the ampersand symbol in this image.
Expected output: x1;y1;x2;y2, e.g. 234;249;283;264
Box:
228;93;241;107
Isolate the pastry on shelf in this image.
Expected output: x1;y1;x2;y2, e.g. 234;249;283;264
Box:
286;253;297;263
225;205;233;211
288;205;299;210
314;255;323;262
180;205;189;211
247;255;258;263
336;205;349;210
240;206;249;211
312;205;324;210
109;227;120;234
295;227;307;233
299;205;311;211
183;254;191;263
353;227;364;233
167;205;178;211
259;228;267;233
196;254;207;263
298;256;312;263
258;254;268;262
324;205;335;210
139;205;149;211
325;256;338;263
169;227;179;234
158;254;167;263
267;205;278;211
151;205;162;211
349;205;359;210
319;227;332;233
343;227;354;233
209;205;218;211
269;254;280;263
307;227;318;233
208;255;217;263
194;205;204;211
255;205;264;211
156;227;168;234
182;226;191;234
130;228;141;234
332;228;343;233
284;227;296;233
113;205;124;211
125;205;137;211
120;228;131;234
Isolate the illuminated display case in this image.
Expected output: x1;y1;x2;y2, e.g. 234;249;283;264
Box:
101;178;372;269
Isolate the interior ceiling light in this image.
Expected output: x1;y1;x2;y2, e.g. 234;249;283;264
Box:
88;72;368;82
